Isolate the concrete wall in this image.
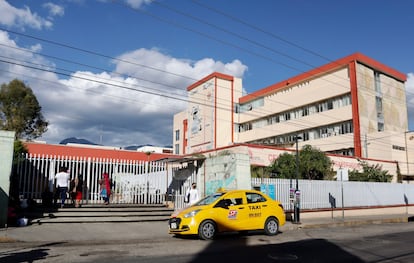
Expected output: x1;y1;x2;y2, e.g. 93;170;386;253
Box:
202;151;251;196
0;131;15;228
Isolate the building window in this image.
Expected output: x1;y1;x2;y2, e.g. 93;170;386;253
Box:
376;96;384;131
376;97;383;113
237;94;351;133
250;121;353;146
174;144;180;154
175;130;180;141
392;145;405;151
374;71;381;94
378;122;384;132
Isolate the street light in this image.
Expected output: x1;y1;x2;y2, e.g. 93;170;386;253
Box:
293;135;302;224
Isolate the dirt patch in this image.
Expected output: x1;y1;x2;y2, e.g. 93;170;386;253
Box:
0;236;18;243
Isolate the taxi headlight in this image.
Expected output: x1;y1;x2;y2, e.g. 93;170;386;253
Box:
184;209;201;218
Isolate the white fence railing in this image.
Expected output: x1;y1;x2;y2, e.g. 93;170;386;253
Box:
14;154;174;205
251;178;414;211
14;154;414;209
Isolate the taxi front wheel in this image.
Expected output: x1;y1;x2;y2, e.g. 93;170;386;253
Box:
264;217;279;236
198;220;216;240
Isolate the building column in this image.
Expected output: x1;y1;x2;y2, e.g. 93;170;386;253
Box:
0;131;15;228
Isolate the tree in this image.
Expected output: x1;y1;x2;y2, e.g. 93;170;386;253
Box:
13;140;28;165
251;165;266;178
266;152;297;179
349;160;392;182
300;145;334;180
267;145;334;180
0;79;48;140
9;140;28;202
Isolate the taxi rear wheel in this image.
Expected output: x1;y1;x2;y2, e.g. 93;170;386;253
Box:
264;217;279;236
198;220;216;240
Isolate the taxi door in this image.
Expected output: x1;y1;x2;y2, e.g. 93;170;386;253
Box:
244;192;268;230
213;192;250;232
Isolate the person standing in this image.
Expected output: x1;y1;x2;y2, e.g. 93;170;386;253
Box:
99;172;111;205
70;175;83;208
185;183;199;206
54;166;70;208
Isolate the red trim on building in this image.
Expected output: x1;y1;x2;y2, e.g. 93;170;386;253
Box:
214;77;217;149
187;72;234;91
231;76;234;144
349;61;362;157
239;52;406;104
24;142;173;161
183;119;188;154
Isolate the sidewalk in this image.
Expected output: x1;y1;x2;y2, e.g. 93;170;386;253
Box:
282;206;413;231
1;206;412;243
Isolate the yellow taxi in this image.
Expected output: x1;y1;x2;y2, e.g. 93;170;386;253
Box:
168;189;285;240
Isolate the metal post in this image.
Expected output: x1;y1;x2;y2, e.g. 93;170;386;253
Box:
293;135;301;224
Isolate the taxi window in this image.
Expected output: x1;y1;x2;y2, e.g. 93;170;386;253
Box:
246;193;266;204
222;193;244;206
197;192;225;205
227;198;243;205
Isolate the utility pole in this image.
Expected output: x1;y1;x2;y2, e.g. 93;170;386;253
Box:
293;135;302;224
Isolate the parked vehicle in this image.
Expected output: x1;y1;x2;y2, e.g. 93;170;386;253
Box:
168;189;286;240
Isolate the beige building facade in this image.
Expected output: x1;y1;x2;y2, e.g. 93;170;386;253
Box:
173;53;414;181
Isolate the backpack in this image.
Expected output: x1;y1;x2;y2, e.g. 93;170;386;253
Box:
184;192;190;203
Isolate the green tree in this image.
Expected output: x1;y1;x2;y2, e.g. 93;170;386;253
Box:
349;160;392;182
267;145;334;180
0;79;48;140
9;140;28;201
13;140;28;164
266;152;296;179
251;165;266;178
300;145;334;180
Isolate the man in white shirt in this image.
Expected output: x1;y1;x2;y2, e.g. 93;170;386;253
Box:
185;183;199;206
54;166;70;208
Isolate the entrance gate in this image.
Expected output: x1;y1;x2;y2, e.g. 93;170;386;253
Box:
13;154;174;205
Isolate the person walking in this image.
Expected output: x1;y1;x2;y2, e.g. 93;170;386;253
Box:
185;182;199;206
54;166;70;208
99;172;111;205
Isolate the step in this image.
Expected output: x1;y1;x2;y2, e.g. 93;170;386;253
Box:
31;215;171;224
38;211;172;217
18;204;175;224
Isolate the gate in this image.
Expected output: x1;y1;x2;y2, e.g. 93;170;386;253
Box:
13;154;173;205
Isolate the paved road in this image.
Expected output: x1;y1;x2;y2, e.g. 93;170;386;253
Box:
1;221;414;262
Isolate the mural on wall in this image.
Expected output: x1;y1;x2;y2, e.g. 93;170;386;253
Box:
188;79;215;153
191;105;202;135
205;154;237;195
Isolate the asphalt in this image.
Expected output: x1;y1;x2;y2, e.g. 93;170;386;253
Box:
0;206;412;243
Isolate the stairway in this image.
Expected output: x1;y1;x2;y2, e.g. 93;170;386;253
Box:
19;204;175;225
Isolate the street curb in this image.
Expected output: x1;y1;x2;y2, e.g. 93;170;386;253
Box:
282;216;409;231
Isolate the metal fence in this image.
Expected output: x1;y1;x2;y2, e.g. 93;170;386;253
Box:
14;154;173;205
13;154;414;209
251;178;414;211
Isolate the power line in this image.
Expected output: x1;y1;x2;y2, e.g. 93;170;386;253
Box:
0;40;408;155
0;3;408;155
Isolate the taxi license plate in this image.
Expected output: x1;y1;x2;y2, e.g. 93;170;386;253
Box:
170;222;177;229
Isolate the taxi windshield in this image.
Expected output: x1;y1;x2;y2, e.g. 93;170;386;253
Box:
195;192;225;206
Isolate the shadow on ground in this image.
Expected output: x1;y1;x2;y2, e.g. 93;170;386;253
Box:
190;237;364;263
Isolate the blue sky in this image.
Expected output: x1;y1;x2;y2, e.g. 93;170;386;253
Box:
0;0;413;148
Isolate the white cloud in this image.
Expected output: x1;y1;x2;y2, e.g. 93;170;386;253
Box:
0;1;53;30
124;0;153;9
43;2;65;17
0;31;248;147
